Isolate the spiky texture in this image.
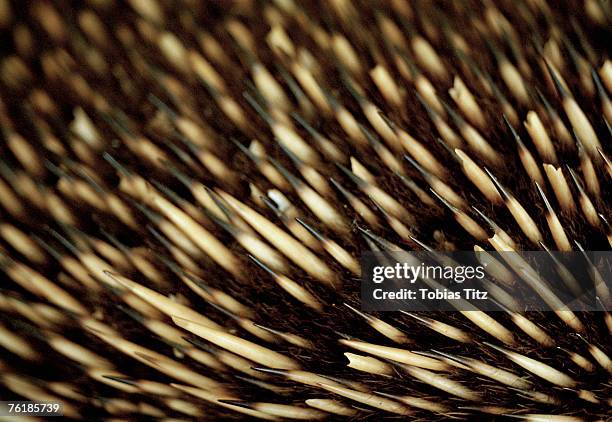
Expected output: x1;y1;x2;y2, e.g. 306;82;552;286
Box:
0;0;610;420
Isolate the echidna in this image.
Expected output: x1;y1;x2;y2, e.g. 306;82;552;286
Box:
0;0;611;420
